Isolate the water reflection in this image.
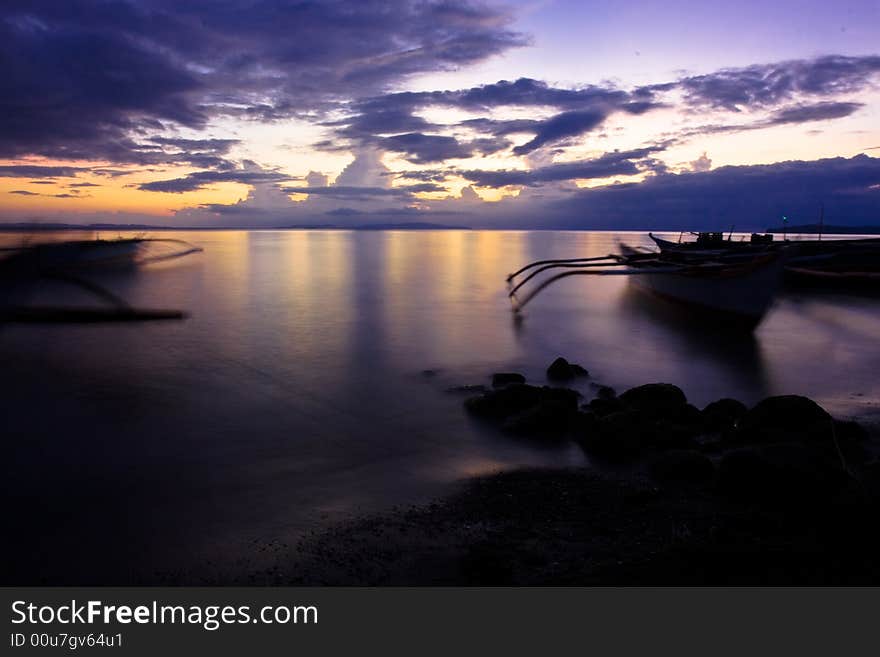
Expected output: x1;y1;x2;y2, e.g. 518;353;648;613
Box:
2;228;879;583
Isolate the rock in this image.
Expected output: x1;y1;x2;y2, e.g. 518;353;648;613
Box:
619;383;687;414
492;372;526;388
546;357;589;381
502;400;575;438
735;395;834;447
465;384;543;419
540;386;581;410
702;398;748;431
833;419;868;444
595;385;617;400
587;397;624;417
667;403;704;427
576;410;652;463
833;420;870;463
650;450;715;483
570;410;600;437
651;423;699;450
652;404;704;449
716;444;847;503
465;385;579;421
447;384;488;394
862;461;880;500
716;449;767;499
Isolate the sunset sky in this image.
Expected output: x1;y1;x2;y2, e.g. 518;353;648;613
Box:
1;0;879;229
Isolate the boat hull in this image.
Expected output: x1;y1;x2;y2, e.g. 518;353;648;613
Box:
628;255;784;329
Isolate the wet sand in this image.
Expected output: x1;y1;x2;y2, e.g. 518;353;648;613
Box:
281;461;880;586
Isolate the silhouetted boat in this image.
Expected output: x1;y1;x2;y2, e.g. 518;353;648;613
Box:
778;236;880;285
648;232;880;287
0;236;202;323
649;232;775;254
0;236;201;274
506;245;785;329
617;245;784;327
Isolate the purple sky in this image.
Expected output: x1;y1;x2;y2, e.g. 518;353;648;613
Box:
1;0;878;229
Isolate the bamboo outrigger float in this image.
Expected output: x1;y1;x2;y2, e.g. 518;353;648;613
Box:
507;244;786;330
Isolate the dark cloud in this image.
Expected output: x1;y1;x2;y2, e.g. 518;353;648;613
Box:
324;207;465;218
0;165;86;178
391;169;455;183
765;101;864;126
460;146;667;187
139;169;294;193
453;78;632;110
8;189;87;198
68;182;101;188
685;101;865;138
0;1;525;163
375;133;509;163
679;55;880;111
282;183;444;200
458;117;541;136
546;154;880;230
327;54;878;166
329;77;664;158
380;134;474;163
512;109;607;155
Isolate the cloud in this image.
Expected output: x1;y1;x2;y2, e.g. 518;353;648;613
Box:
326;54;878;164
460;146;667;187
0;165;86;178
546;154;880;230
305;171;329;187
334;148;391;187
8;189;87;198
689;152;712;173
378;133;509;163
683;101;865;139
282;183;444;200
0;1;525;163
678;55;880;111
327;77;665;159
512;109;607;155
138;167;294;193
764;101;864;126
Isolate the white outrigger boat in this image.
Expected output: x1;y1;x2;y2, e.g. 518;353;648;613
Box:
507;243;787;330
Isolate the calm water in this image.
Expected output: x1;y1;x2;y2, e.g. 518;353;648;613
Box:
3;229;880;583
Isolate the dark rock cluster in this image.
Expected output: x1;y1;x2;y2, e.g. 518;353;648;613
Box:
464;358;870;505
546;356;589;381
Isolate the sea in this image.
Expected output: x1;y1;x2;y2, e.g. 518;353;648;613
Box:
2;229;879;582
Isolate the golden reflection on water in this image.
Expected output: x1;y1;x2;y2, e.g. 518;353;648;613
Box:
4;228;880;582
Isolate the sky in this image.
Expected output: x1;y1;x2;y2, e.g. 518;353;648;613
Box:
1;0;879;230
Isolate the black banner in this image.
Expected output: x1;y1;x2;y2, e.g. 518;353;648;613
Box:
2;587;878;656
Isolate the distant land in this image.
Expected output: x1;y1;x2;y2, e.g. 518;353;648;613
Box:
766;223;880;235
3;221;880;234
0;221;471;232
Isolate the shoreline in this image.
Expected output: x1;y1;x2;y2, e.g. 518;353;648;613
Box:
278;363;880;586
281;463;880;585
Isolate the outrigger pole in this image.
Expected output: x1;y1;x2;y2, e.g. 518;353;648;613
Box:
506;253;685;313
508;258;631;298
506;255;615;282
